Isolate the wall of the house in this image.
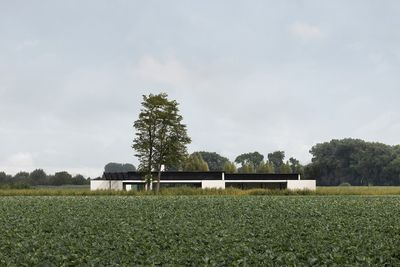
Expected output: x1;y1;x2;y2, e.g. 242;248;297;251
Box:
201;180;225;189
90;180;123;190
287;180;316;190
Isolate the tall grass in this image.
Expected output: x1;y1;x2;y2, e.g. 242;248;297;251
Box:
0;187;315;196
317;186;400;195
1;186;400;196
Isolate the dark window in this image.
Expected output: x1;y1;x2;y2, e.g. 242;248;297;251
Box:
123;182;145;191
226;182;287;190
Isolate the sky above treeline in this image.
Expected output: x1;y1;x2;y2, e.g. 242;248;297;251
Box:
1;1;400;177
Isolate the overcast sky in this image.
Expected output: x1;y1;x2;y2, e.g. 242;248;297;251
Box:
1;1;400;177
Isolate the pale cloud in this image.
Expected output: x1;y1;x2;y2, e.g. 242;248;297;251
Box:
0;152;102;177
0;152;35;174
289;22;323;40
354;112;400;144
15;39;39;51
44;167;102;178
132;55;197;87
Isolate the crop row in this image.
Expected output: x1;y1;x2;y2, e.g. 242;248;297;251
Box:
0;196;399;266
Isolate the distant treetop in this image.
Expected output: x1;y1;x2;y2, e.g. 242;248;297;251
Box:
104;163;136;173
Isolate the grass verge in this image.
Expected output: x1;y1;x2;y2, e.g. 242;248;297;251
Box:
1;186;400;196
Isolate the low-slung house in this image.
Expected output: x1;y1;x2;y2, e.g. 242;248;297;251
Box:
90;172;316;191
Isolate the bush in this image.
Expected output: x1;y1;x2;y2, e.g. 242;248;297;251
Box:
339;182;352;187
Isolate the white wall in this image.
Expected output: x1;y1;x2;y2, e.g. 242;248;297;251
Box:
201;180;225;189
287;180;316;191
90;180;123;191
90;180;108;190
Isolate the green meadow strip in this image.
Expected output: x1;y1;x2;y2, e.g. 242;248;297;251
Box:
2;186;400;196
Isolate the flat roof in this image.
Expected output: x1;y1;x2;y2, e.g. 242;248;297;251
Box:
101;172;300;181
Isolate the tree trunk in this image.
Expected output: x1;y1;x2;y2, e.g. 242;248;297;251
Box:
156;170;161;194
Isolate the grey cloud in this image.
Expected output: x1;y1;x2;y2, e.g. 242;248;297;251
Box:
1;0;400;176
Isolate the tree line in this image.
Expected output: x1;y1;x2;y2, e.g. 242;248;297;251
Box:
181;151;303;175
304;138;400;186
0;162;136;188
0;169;89;188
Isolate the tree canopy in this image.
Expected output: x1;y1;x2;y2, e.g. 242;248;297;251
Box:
235;152;264;170
183;153;209;171
195;151;229;171
304;138;400;186
0;169;89;188
257;161;275;173
267;151;285;173
223;161;237;173
238;163;256;173
104;163;136;173
132;93;191;192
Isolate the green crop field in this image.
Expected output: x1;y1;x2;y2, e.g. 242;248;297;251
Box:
1;196;400;266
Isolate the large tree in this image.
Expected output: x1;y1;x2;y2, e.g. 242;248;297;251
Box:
280;161;292;174
195;151;229;171
183;153;209;171
238;163;255;173
257;161;275;173
132;93;191;192
29;169;47;186
288;157;304;175
223;161;237;173
52;171;72;186
267;151;285;173
235;152;264;170
104;162;136;173
305;138;400;186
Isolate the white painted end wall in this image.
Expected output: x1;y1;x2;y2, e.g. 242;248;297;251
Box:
201;180;225;189
287;180;316;190
90;180;123;191
90;180;109;190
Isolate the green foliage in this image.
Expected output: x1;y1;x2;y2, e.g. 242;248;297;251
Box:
195;151;229;171
238;163;255;173
0;184;31;190
132;93;191;191
223;161;237;173
52;171;73;186
288;157;304;174
104;163;136;173
12;172;31;187
72;174;88;185
267;151;285;173
257;161;275;173
1;196;400;265
279;161;292;174
235;151;264;170
306;138;400;186
183;153;209;171
29;169;47;185
0;169;89;187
